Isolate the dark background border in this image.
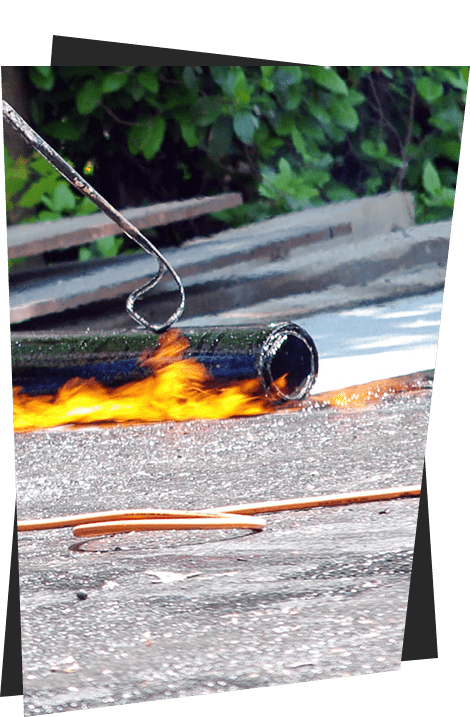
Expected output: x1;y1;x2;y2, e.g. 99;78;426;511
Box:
0;7;470;717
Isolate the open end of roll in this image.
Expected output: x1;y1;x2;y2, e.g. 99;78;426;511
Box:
262;328;318;401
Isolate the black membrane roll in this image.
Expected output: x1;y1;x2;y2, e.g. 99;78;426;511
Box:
11;322;319;402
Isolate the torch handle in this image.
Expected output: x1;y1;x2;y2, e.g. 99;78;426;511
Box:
3;100;185;333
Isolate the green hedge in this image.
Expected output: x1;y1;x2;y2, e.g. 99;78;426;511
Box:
6;65;468;260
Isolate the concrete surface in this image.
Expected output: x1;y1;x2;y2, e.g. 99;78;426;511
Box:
15;386;430;715
11;192;444;329
175;255;448;329
301;290;442;392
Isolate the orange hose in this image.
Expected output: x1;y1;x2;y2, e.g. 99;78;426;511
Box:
73;516;266;538
209;484;421;515
17;509;230;532
17;484;421;538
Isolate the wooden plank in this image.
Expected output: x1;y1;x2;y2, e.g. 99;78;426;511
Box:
7;193;243;260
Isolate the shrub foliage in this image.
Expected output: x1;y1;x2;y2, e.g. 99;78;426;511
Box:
5;65;468;260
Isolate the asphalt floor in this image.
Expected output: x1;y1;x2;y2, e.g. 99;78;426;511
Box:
15;385;430;715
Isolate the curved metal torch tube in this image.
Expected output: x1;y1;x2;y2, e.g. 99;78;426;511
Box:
3;100;185;333
125;263;165;328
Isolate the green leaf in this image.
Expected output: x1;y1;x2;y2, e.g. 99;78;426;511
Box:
5;154;29;199
232;70;252;105
304;168;330;188
128;116;166;160
438;168;457;187
291;125;309;160
127;78;146;102
75;196;98;216
182;66;199;92
325;183;357;202
311;150;334;170
42;119;82;141
261;66;275;78
428;104;464;134
441;187;455;209
76;79;102;115
128;124;145;155
210;66;229;88
276;158;293;187
232;69;248;93
34;66;52;78
164;87;194;112
383;154;403;168
254;123;284;160
49;181;77;213
29;66;55;91
145;96;160;110
137;70;160;94
433;67;468;91
298;114;327;145
420;185;455;211
416;76;444;104
4;148;12;174
8;257;28;272
261;158;322;205
37;210;62;222
260;76;275;92
378;67;394;79
273;66;303;90
347;88;366;106
330;97;359;132
422;160;441;196
327;125;347;143
179;120;199;148
307;99;333;128
364;176;383;195
437;186;455;207
208;115;233;158
17;176;57;209
78;246;93;261
192;96;222;127
96;235;124;258
283;85;303;111
143;116;166;159
177;161;192;182
210;67;238;96
430;137;462;163
361;139;388;159
78;236;124;261
309;66;348;95
102;71;129;94
30;155;57;177
274;113;295;137
233;111;257;145
289;185;320;202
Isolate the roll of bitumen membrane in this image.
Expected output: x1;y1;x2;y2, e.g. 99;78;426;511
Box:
10;322;319;402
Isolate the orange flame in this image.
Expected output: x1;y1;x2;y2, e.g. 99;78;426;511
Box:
310;375;426;410
13;330;282;433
